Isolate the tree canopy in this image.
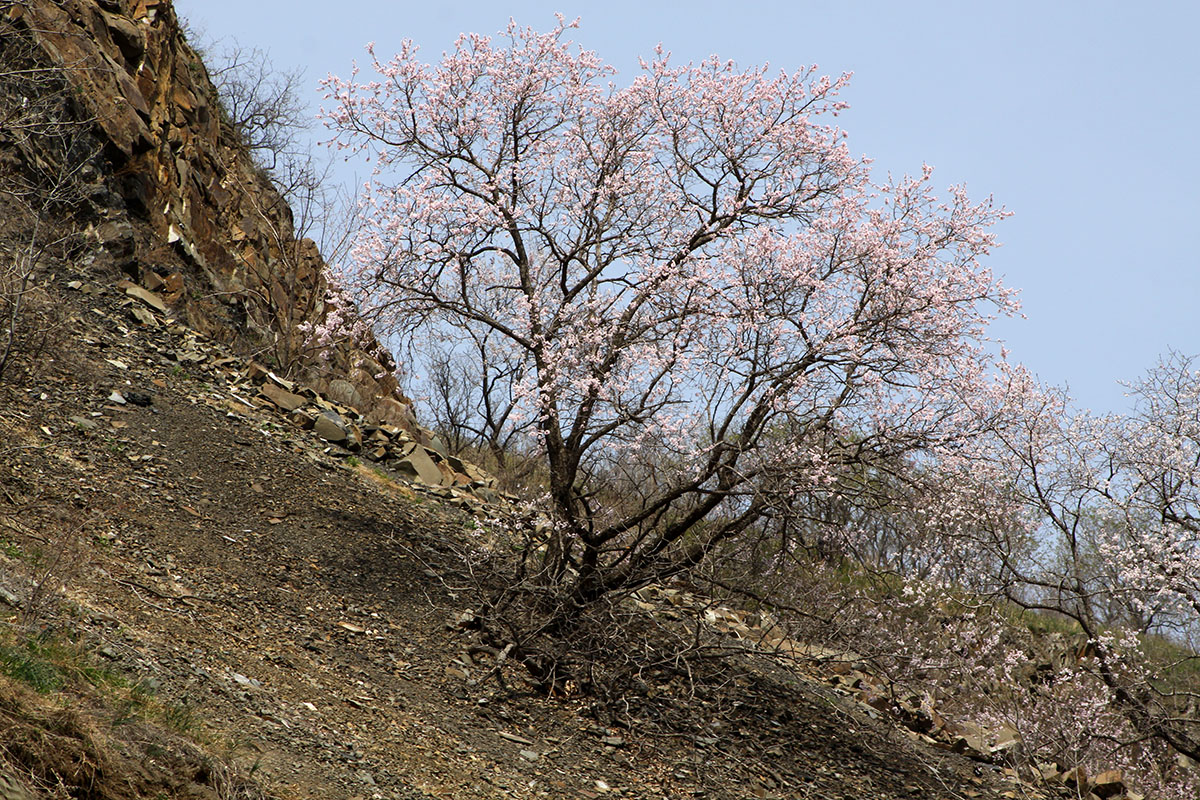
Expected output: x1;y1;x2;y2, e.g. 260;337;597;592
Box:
320;20;1020;601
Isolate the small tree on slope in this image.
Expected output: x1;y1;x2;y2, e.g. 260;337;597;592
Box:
321;19;1022;689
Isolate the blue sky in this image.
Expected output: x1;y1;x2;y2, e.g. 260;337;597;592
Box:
174;0;1200;414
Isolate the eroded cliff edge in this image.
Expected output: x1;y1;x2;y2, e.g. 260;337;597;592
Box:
5;0;413;428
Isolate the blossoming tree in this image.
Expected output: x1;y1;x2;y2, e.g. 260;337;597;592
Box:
989;353;1200;773
321;19;1021;687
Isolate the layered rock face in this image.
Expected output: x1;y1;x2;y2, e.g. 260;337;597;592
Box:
5;0;412;427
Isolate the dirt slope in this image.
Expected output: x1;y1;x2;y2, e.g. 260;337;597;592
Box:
0;264;1076;800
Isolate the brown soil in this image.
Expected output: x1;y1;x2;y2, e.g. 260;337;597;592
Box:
0;269;1042;799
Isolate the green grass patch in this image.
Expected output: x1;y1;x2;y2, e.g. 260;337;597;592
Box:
0;636;66;693
0;535;23;559
0;625;203;737
0;626;124;694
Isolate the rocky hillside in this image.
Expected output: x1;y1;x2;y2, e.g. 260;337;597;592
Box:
4;0;411;427
0;2;1160;799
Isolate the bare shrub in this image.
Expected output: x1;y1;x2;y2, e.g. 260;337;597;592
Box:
182;25;370;377
201;41;307;172
0;13;99;382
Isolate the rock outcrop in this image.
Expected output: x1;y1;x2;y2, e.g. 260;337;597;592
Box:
5;0;407;425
